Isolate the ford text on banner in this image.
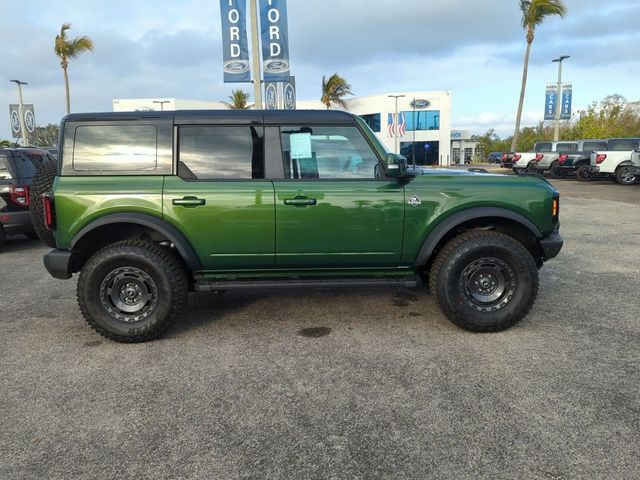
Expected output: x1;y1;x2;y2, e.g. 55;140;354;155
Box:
544;84;558;121
220;0;251;83
561;83;572;120
260;0;291;82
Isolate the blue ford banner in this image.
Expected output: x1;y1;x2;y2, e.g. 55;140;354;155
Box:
220;0;251;83
544;84;558;120
265;82;278;110
561;83;572;120
283;77;296;110
260;0;291;82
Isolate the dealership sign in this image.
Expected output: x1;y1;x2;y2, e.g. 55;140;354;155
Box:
410;99;431;110
545;83;572;120
9;104;35;139
560;83;572;120
220;0;251;82
260;0;291;82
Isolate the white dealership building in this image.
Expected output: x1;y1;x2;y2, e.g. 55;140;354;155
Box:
114;91;481;166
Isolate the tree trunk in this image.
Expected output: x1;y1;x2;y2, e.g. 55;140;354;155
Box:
63;65;71;115
511;39;533;153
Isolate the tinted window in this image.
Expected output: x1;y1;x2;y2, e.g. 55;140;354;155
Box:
582;141;607;151
609;139;640;151
73;125;157;172
178;126;263;180
359;114;381;133
536;143;553;152
402;111;440;131
557;143;578;152
281;126;379;180
0;155;9;179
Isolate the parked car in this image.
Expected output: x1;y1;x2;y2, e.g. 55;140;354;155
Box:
487;152;503;164
630;149;640;178
513;141;579;175
590;138;640;186
555;139;608;181
0;148;53;249
37;110;563;343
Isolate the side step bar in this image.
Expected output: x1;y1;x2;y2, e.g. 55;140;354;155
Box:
194;276;422;292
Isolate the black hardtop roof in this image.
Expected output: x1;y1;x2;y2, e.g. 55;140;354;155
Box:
63;109;358;125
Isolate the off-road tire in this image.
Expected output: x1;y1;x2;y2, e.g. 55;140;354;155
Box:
615;166;638;186
576;165;593;182
77;240;189;343
549;162;567;179
525;162;538;173
29;160;57;248
429;230;539;332
0;225;5;249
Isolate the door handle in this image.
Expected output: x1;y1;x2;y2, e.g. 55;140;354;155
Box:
172;197;206;207
284;197;317;207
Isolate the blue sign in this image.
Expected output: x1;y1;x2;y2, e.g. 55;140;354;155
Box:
283;77;296;110
265;82;278;110
544;84;558;121
260;0;291;82
220;0;251;83
561;84;572;120
410;99;431;110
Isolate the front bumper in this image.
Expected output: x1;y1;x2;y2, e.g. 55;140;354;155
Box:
0;211;34;234
539;233;564;261
43;249;73;279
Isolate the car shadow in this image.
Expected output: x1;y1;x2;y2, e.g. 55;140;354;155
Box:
1;235;48;254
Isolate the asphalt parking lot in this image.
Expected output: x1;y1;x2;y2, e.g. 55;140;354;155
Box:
1;179;638;479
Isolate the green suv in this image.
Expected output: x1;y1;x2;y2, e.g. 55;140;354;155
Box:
39;110;563;342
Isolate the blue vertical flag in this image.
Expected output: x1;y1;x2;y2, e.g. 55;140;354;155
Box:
544;84;558;120
283;77;296;110
260;0;291;82
220;0;251;83
264;82;278;110
561;83;572;120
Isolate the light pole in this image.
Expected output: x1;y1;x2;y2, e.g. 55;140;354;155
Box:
388;94;405;154
552;55;569;142
153;100;170;111
10;79;29;146
249;0;263;109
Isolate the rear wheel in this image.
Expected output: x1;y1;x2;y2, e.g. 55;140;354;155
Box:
615;166;638;186
525;162;538;173
77;240;189;343
549;162;567;179
29;160;57;248
0;225;5;250
429;230;539;332
576;165;593;182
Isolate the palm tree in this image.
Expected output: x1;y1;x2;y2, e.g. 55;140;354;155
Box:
510;0;567;152
321;73;353;110
55;23;94;115
222;89;251;110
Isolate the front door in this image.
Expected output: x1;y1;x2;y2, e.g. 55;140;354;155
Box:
163;125;275;271
273;124;404;269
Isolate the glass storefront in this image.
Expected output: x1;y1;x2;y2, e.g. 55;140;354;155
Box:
401;111;440;131
359;113;381;133
400;141;440;166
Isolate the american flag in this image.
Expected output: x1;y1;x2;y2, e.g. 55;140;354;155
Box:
388;113;407;138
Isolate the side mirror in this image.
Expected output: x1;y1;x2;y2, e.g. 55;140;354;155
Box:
385;153;408;178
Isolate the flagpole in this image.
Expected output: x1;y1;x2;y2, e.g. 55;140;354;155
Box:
249;0;263;109
388;94;405;154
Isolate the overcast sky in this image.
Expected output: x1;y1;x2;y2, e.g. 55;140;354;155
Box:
1;0;639;140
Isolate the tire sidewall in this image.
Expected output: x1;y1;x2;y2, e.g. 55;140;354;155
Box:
616;166;638;185
440;239;537;329
576;165;592;181
80;252;174;338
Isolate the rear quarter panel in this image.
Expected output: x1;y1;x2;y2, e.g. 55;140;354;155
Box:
53;176;164;248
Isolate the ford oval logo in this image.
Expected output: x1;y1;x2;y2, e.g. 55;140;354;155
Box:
223;60;250;74
410;99;431;109
264;59;290;74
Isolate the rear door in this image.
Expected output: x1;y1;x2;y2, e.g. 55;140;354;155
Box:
163;124;275;270
271;123;404;269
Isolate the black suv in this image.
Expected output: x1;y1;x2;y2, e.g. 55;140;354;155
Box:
0;148;53;249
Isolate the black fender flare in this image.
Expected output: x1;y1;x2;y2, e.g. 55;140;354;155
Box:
414;207;543;267
70;213;201;271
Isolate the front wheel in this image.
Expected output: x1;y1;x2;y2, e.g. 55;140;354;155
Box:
576;165;593;182
549;162;567;179
77;240;189;343
615;166;638;186
429;231;539;332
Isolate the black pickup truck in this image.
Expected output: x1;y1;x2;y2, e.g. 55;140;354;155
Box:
553;139;608;181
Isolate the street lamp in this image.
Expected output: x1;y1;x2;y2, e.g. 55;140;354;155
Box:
552;55;570;142
388;94;405;154
10;79;29;146
153;100;170;111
